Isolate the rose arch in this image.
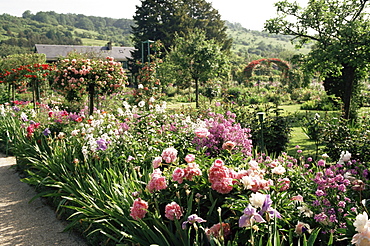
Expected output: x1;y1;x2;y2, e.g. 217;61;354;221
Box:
243;58;290;80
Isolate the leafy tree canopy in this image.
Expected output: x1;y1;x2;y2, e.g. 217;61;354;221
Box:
265;0;370;119
131;0;232;72
165;28;230;107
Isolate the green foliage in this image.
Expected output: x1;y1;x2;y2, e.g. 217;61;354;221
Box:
130;0;232;72
165;29;230;108
253;110;293;155
265;0;370;119
300;95;342;111
320;116;370;163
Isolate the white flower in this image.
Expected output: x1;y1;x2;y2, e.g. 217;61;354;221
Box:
354;212;370;233
149;97;155;103
138;101;145;108
241;176;255;190
71;129;80;136
322;153;329;159
138;84;144;89
341;151;351;162
271;165;286;175
249;192;266;208
122;101;131;109
297;205;313;217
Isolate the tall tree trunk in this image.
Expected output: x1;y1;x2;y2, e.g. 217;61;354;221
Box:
88;83;95;115
11;83;15;102
341;64;356;119
195;77;199;108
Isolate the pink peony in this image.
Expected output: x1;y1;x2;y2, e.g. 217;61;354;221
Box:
184;154;196;163
152;156;162;168
184;163;202;181
161;147;178;163
165;202;183;220
222;141;236;151
172;167;186;184
130;198;148;220
278;178;290;191
194;127;210;138
205;223;231;240
290;195;304;202
209;159;235;194
211;178;234;194
147;169;167;192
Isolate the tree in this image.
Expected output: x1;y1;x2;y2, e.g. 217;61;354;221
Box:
130;0;232;74
165;29;230;108
52;53;128;115
265;0;370;119
0;53;47;103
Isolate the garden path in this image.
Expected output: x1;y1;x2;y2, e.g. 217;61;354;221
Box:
0;153;87;246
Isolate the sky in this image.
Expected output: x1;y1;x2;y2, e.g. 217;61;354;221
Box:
1;0;308;31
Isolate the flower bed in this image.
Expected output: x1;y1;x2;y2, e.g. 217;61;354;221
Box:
0;100;369;246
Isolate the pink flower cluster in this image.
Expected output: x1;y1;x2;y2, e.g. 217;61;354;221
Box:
147;169;167;192
53;56;127;101
172;163;202;184
172;155;202;184
130;198;148;220
205;223;231;240
161;147;178;163
239;160;274;192
165;202;183;220
208;159;235;194
192;111;252;157
26;122;41;138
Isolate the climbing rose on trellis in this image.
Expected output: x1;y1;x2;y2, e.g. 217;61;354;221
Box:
244;58;290;80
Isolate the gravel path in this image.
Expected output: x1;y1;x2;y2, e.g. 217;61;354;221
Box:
0;154;87;246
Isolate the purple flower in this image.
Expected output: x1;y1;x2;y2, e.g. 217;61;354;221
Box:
42;128;51;136
182;214;206;229
314;212;328;223
317;159;326;166
260;195;281;219
338;201;346;208
12;106;20;112
239;204;266;227
315;189;325;196
96;138;109;151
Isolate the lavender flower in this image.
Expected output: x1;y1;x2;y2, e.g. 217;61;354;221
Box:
96;138;109;151
239;204;266;228
182;214;206;229
42;128;51;136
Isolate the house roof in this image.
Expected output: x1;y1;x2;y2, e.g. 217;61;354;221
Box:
35;44;135;62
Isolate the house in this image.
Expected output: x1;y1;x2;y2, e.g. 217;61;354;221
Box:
35;42;135;68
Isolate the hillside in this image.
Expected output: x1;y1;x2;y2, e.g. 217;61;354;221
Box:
0;11;308;58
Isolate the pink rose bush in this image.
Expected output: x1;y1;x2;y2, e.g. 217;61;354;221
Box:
53;55;127;102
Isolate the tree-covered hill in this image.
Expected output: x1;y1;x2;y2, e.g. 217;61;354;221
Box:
0;11;307;58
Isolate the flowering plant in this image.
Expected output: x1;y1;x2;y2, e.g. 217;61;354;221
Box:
52;53;128;114
0;99;369;246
